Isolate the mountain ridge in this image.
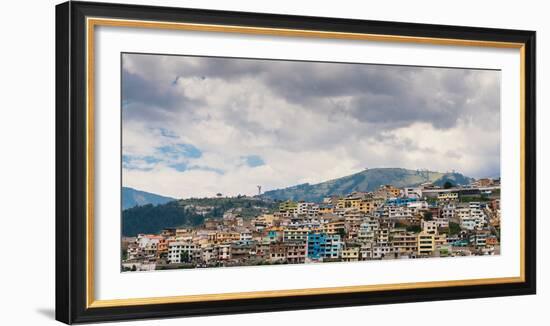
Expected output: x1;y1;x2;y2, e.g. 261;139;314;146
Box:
261;167;474;202
121;168;475;236
122;187;175;210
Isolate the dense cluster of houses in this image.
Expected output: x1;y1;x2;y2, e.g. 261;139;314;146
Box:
122;179;501;271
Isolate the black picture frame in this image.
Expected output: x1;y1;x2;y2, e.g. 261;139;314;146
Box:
56;1;536;324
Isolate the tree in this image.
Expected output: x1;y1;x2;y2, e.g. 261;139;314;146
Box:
180;251;190;263
406;225;421;233
394;222;406;229
423;211;433;221
338;228;347;239
443;181;455;189
449;222;461;235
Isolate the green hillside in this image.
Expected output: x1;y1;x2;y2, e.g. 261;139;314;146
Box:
262;168;473;202
122;196;277;236
122;168;473;236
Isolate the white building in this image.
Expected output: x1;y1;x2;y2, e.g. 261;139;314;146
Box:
167;241;198;264
441;203;456;220
388;206;414;219
407;200;429;211
421;220;438;235
403;187;422;199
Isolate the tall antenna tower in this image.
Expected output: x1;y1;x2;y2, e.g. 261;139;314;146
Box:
257;185;262;196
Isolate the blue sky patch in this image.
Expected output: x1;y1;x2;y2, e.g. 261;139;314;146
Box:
123;143;203;172
169;162;188;172
122;154;160;171
243;155;265;167
158;143;202;159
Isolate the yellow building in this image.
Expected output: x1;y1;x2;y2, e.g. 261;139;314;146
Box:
215;231;240;243
260;213;277;225
319;206;334;214
375;185;401;199
438;192;459;201
336;196;362;210
383;185;401;197
341;247;360;262
279;201;298;212
358;198;384;214
417;231;435;256
322;219;346;235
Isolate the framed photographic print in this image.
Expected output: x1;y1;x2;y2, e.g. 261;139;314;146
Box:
55;1;536;324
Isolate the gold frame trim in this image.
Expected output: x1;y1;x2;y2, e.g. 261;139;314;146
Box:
85;17;527;309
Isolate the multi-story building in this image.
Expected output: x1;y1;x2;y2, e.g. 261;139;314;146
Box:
200;244;218;264
136;234;164;258
403;187;422;199
264;227;283;243
469;231;489;248
336;196;362;210
441;203;456;219
357;198;384;214
217;244;231;261
360;242;394;259
391;229;418;257
318;204;334;215
238;229;253;244
438;192;459;201
268;242;306;264
215;231;240;243
168;241;199;264
407;200;429;211
283;227;309;242
297;202;319;217
307;233;341;260
421;220;438;235
344;210;364;234
376;185;401;198
322;234;342;260
417;232;435;256
123;183;501;270
457;203;487;230
341;246;360;262
322;218;346;235
279;201;298;217
387;206;414;220
358;217;379;243
286;242;307;264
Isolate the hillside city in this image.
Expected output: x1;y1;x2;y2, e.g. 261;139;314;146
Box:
122;178;501;271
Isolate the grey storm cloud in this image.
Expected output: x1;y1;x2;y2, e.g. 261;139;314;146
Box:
121;52;501;195
122;69;205;123
122;53;500;132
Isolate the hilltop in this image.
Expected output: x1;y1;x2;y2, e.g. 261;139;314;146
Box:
122;187;175;210
261;168;473;202
121;168;474;236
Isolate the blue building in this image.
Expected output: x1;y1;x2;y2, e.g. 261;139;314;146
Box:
385;197;418;207
307;233;342;260
266;229;283;243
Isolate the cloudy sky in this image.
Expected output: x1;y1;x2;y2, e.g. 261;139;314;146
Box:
122;53;500;199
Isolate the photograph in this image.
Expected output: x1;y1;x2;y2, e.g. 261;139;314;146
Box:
120;53;502;272
49;1;537;324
